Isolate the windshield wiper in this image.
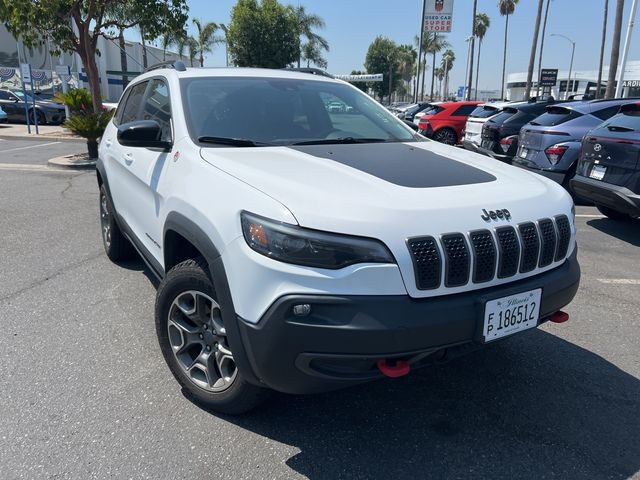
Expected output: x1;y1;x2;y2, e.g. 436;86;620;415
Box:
606;125;635;132
289;137;391;146
198;136;273;147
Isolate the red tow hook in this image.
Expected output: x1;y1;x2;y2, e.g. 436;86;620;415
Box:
377;359;411;378
549;311;570;324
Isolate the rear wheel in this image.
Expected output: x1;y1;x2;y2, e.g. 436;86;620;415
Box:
596;205;632;221
433;127;458;145
29;109;46;126
155;257;269;414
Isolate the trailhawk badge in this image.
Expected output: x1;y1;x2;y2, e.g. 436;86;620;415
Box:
481;208;511;222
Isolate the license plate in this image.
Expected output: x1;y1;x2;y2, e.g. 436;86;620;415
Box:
589;164;607;181
483;289;541;342
519;147;529;158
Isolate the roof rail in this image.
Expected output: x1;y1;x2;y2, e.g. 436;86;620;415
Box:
144;60;187;73
284;67;334;79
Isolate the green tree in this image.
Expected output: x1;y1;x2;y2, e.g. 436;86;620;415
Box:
440;49;455;99
0;0;188;112
605;0;625;98
192;18;220;67
227;0;299;68
397;44;417;101
349;70;369;93
498;0;520;99
364;36;401;102
415;33;450;100
302;41;328;69
474;13;491;100
291;5;329;69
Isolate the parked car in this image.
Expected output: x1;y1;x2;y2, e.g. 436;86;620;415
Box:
0;106;7;123
98;64;579;414
513;98;633;191
571;102;640;220
462;101;513;153
397;102;432;122
477;100;556;163
0;89;66;124
416;101;483;145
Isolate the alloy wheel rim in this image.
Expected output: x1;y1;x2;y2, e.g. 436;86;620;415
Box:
100;193;111;248
167;290;237;392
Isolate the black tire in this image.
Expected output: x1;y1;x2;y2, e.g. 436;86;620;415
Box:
433;127;458;145
155;257;269;415
29;109;46;126
99;184;135;261
596;205;632;221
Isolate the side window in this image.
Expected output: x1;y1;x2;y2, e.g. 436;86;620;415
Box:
452;105;477;116
0;91;12;100
120;81;148;124
141;79;172;142
592;105;621;121
112;89;131;126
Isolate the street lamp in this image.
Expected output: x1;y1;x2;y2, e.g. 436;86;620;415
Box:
550;33;576;100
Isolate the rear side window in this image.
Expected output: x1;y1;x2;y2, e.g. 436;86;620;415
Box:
141;79;172;142
113;90;131;126
488;109;516;124
0;91;13;100
592;105;622;121
530;107;582;126
120;81;148;124
452;105;477;117
469;106;499;119
422;105;444;116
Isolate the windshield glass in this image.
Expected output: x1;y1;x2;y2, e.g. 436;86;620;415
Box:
530;107;582;126
12;91;34;102
181;77;417;145
601;109;640;131
488;109;516;124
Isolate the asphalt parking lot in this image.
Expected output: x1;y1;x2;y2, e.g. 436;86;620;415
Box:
0;147;638;479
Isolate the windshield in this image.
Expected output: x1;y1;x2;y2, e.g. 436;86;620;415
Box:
469;105;499;119
181;77;417;146
12;91;34;102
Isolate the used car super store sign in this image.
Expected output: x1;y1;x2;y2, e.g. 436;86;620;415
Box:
425;0;454;33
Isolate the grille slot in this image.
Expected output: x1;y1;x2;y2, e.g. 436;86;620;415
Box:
538;219;557;267
496;227;520;278
518;222;540;273
442;234;470;287
407;237;441;290
470;230;496;283
555;215;571;261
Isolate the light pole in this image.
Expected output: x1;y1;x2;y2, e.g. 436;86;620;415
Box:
550;33;575;100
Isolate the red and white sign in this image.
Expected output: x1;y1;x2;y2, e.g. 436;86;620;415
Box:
425;0;454;32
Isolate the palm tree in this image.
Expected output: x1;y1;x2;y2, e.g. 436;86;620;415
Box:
596;0;609;98
466;0;478;100
498;0;520;100
536;0;551;95
524;0;544;99
302;40;328;69
292;6;329;69
415;33;450;100
397;44;417;101
605;0;625;98
441;49;456;99
192;18;219;67
435;67;445;99
219;23;229;67
161;31;180;61
474;13;491;100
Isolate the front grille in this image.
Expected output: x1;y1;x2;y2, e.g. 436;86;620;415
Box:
407;216;571;291
407;236;441;290
441;234;470;287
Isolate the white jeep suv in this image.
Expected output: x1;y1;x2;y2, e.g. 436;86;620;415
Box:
97;63;580;414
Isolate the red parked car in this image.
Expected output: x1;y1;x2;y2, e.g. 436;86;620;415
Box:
417;101;483;145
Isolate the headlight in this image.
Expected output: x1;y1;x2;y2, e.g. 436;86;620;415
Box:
241;211;395;269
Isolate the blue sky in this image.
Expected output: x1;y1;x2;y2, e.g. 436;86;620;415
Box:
139;0;640;91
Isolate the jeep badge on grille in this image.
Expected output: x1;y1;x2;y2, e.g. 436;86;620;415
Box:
481;208;511;221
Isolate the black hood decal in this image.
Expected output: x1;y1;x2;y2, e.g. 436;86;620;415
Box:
289;142;496;188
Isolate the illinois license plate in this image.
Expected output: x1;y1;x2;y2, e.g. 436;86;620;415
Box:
483;289;541;342
589;164;607;181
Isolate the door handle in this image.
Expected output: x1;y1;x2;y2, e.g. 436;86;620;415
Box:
124;153;134;165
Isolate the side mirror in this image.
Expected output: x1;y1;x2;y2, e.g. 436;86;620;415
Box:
403;119;419;132
117;120;171;149
13;97;20;103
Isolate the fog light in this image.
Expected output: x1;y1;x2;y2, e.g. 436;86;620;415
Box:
292;304;311;316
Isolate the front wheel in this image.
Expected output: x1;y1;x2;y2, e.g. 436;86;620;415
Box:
29;109;46;126
155;257;269;414
596;205;633;221
433;127;458;145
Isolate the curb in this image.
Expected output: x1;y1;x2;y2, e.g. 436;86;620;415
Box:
0;135;85;143
48;154;96;169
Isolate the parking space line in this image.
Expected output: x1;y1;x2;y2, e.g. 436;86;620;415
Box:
0;141;61;153
0;163;79;174
575;214;605;218
597;279;640;285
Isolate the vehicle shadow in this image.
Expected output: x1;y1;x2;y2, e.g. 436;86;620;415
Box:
192;329;639;479
587;218;640;247
116;257;160;288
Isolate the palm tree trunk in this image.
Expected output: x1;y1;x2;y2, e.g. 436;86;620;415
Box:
420;51;427;100
118;29;129;89
501;14;509;100
596;0;609;98
525;0;544;100
605;0;624;98
140;26;148;68
430;50;436;100
475;40;482;101
536;0;551;96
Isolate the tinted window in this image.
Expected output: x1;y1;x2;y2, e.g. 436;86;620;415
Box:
600;110;640;131
469;105;499;119
112;90;130;126
530;107;582;126
0;91;13;100
181;77;416;145
452;105;477;117
421;105;444;116
488;109;516;124
592;105;622;121
120;81;148;124
141;79;172;142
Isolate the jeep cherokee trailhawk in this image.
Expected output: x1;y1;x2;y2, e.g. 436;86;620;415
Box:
97;63;580;414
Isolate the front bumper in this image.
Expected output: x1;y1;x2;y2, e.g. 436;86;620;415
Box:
571;176;640;216
236;251;580;394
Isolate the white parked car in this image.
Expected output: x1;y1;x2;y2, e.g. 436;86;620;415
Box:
461;101;513;153
97;63;580;414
